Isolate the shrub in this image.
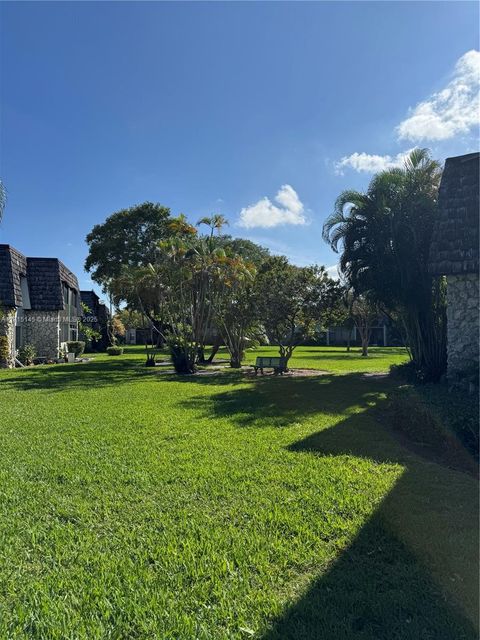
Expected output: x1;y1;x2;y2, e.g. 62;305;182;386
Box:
18;343;36;366
390;360;429;384
106;346;123;356
168;342;196;374
66;341;85;357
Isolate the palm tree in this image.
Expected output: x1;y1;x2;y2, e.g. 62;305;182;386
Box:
197;214;229;238
323;148;446;380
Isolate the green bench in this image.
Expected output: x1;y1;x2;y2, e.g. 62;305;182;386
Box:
253;356;288;375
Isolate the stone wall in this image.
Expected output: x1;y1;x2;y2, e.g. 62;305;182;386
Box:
446;273;479;379
24;310;60;359
0;307;16;368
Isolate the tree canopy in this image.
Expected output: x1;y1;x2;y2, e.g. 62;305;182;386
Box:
323;148;446;380
255;256;342;362
85;202;172;288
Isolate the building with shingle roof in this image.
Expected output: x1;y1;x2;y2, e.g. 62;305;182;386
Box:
0;245;81;366
429;152;479;382
80;289;110;350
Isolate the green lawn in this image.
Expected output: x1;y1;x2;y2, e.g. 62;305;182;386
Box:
0;347;477;639
243;345;409;373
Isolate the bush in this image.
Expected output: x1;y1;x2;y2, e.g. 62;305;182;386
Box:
168;342;196;374
66;341;85;357
17;343;36;366
390;360;428;384
106;346;123;356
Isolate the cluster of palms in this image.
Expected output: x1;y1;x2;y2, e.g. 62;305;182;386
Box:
102;213;341;373
323;148;446;380
109;214;261;372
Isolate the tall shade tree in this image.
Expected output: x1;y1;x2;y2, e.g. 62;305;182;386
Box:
323;148;446;380
255;256;342;364
85;202;172;289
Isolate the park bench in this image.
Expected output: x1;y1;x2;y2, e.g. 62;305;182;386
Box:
253;356;288;375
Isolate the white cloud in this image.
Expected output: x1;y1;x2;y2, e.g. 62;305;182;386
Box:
335;149;416;175
238;184;307;228
325;264;340;280
335;50;480;174
397;50;480;142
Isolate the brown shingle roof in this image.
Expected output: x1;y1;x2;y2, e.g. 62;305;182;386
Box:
429;152;479;275
0;245;27;307
0;244;80;310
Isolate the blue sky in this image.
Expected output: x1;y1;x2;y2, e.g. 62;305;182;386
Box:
1;1;478;296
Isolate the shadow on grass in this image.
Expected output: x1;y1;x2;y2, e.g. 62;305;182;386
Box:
0;357;153;393
177;373;477;638
261;391;478;638
262;504;477;640
175;373;388;429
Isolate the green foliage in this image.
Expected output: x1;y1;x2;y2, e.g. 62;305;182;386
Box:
106;346;123;356
217;236;270;267
85;202;172;290
323;148;446;380
115;308;146;330
66;341;85;357
17;343;36;365
79;323;102;344
255;256;343;362
168;339;196;374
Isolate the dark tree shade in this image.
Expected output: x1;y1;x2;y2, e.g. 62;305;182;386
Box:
85;202;172;286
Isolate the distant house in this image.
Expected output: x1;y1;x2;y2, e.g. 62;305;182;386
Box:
80;290;109;351
125;327;151;345
0;245;81;367
325;316;403;348
429;152;479;382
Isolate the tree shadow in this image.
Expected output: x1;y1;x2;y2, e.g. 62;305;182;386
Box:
0;358;153;393
175;373;384;428
260;401;478;638
175;372;477;638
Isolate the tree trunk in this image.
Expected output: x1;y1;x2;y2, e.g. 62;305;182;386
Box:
361;338;368;357
207;336;222;363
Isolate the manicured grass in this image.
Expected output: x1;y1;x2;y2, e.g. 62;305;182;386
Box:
0;347;477;639
243;345;409;373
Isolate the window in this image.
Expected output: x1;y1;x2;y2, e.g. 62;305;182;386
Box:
69;322;78;341
20;276;31;309
60;321;69;343
15;308;25;350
